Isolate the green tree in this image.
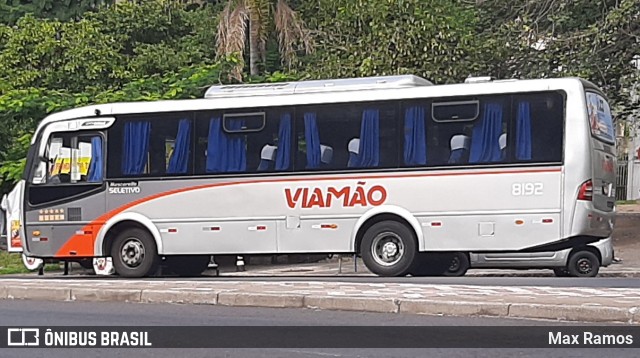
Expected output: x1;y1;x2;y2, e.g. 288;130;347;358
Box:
297;0;479;84
475;0;640;123
0;15;127;93
0;0;110;25
215;0;313;79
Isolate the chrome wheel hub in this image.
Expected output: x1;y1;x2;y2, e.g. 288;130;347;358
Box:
121;238;145;267
371;232;404;267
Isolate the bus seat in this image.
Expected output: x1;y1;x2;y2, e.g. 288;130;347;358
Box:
257;144;277;171
499;133;507;160
448;135;470;164
320;144;333;166
347;138;360;167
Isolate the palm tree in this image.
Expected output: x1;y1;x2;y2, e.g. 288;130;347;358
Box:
215;0;313;80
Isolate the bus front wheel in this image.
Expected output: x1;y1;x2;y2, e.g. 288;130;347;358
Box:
361;221;416;277
111;228;160;278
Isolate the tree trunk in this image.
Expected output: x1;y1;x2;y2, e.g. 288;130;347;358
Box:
249;19;260;76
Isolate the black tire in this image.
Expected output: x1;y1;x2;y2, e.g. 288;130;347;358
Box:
360;221;417;277
566;250;600;278
110;228;160;278
165;255;210;277
411;252;455;276
553;268;570;277
443;252;470;277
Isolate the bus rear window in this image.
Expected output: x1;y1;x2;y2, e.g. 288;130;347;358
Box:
586;92;614;144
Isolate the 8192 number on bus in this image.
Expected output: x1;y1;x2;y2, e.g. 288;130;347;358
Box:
512;182;543;196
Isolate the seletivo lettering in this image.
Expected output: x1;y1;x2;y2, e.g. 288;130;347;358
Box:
108;187;141;194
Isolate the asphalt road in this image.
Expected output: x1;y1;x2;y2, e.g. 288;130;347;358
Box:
0;300;637;358
6;273;640;288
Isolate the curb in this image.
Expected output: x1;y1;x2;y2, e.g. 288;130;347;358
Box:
507;303;635;324
0;283;638;324
465;271;640;278
304;296;399;313
71;288;142;303
7;286;70;301
398;299;508;317
141;289;219;305
218;292;305;308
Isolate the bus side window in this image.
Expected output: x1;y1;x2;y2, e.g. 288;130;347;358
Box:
513;93;563;163
194;109;290;175
108;115;193;178
468;101;506;164
295;103;396;171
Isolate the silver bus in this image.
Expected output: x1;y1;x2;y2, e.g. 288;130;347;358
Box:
17;75;617;277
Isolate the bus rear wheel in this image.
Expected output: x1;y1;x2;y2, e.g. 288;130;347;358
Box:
165;255;210;277
361;221;416;277
443;252;470;277
111;228;160;278
410;252;455;276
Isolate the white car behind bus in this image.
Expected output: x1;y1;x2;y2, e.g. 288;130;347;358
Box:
444;237;614;277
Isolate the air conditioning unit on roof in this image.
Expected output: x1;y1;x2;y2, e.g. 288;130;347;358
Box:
204;75;433;99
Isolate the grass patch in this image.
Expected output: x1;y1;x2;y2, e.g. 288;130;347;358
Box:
0;251;30;275
617;200;638;205
0;251;61;275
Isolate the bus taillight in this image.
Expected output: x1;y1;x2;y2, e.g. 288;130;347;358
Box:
577;179;593;201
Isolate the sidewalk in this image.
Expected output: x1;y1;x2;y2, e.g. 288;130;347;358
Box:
0;277;638;324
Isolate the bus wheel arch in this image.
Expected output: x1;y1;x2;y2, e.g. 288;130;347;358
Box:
97;214;164;257
102;220;154;258
352;208;423;254
106;223;161;278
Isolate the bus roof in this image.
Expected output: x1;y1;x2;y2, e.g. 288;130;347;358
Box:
204;75;433;98
33;76;597;142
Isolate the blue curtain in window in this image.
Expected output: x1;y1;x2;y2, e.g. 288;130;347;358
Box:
167;118;191;174
403;106;427;165
87;136;103;182
122;121;151;175
469;103;503;163
304;112;321;169
275;113;292;170
516;101;532;160
206;117;246;173
355;109;380;167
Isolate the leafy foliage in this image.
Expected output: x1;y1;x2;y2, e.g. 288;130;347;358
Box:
298;0;479;84
0;1;219;94
0;0;109;25
474;0;640;117
0;15;127;93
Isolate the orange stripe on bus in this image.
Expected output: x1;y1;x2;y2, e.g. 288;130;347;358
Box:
53;167;561;258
